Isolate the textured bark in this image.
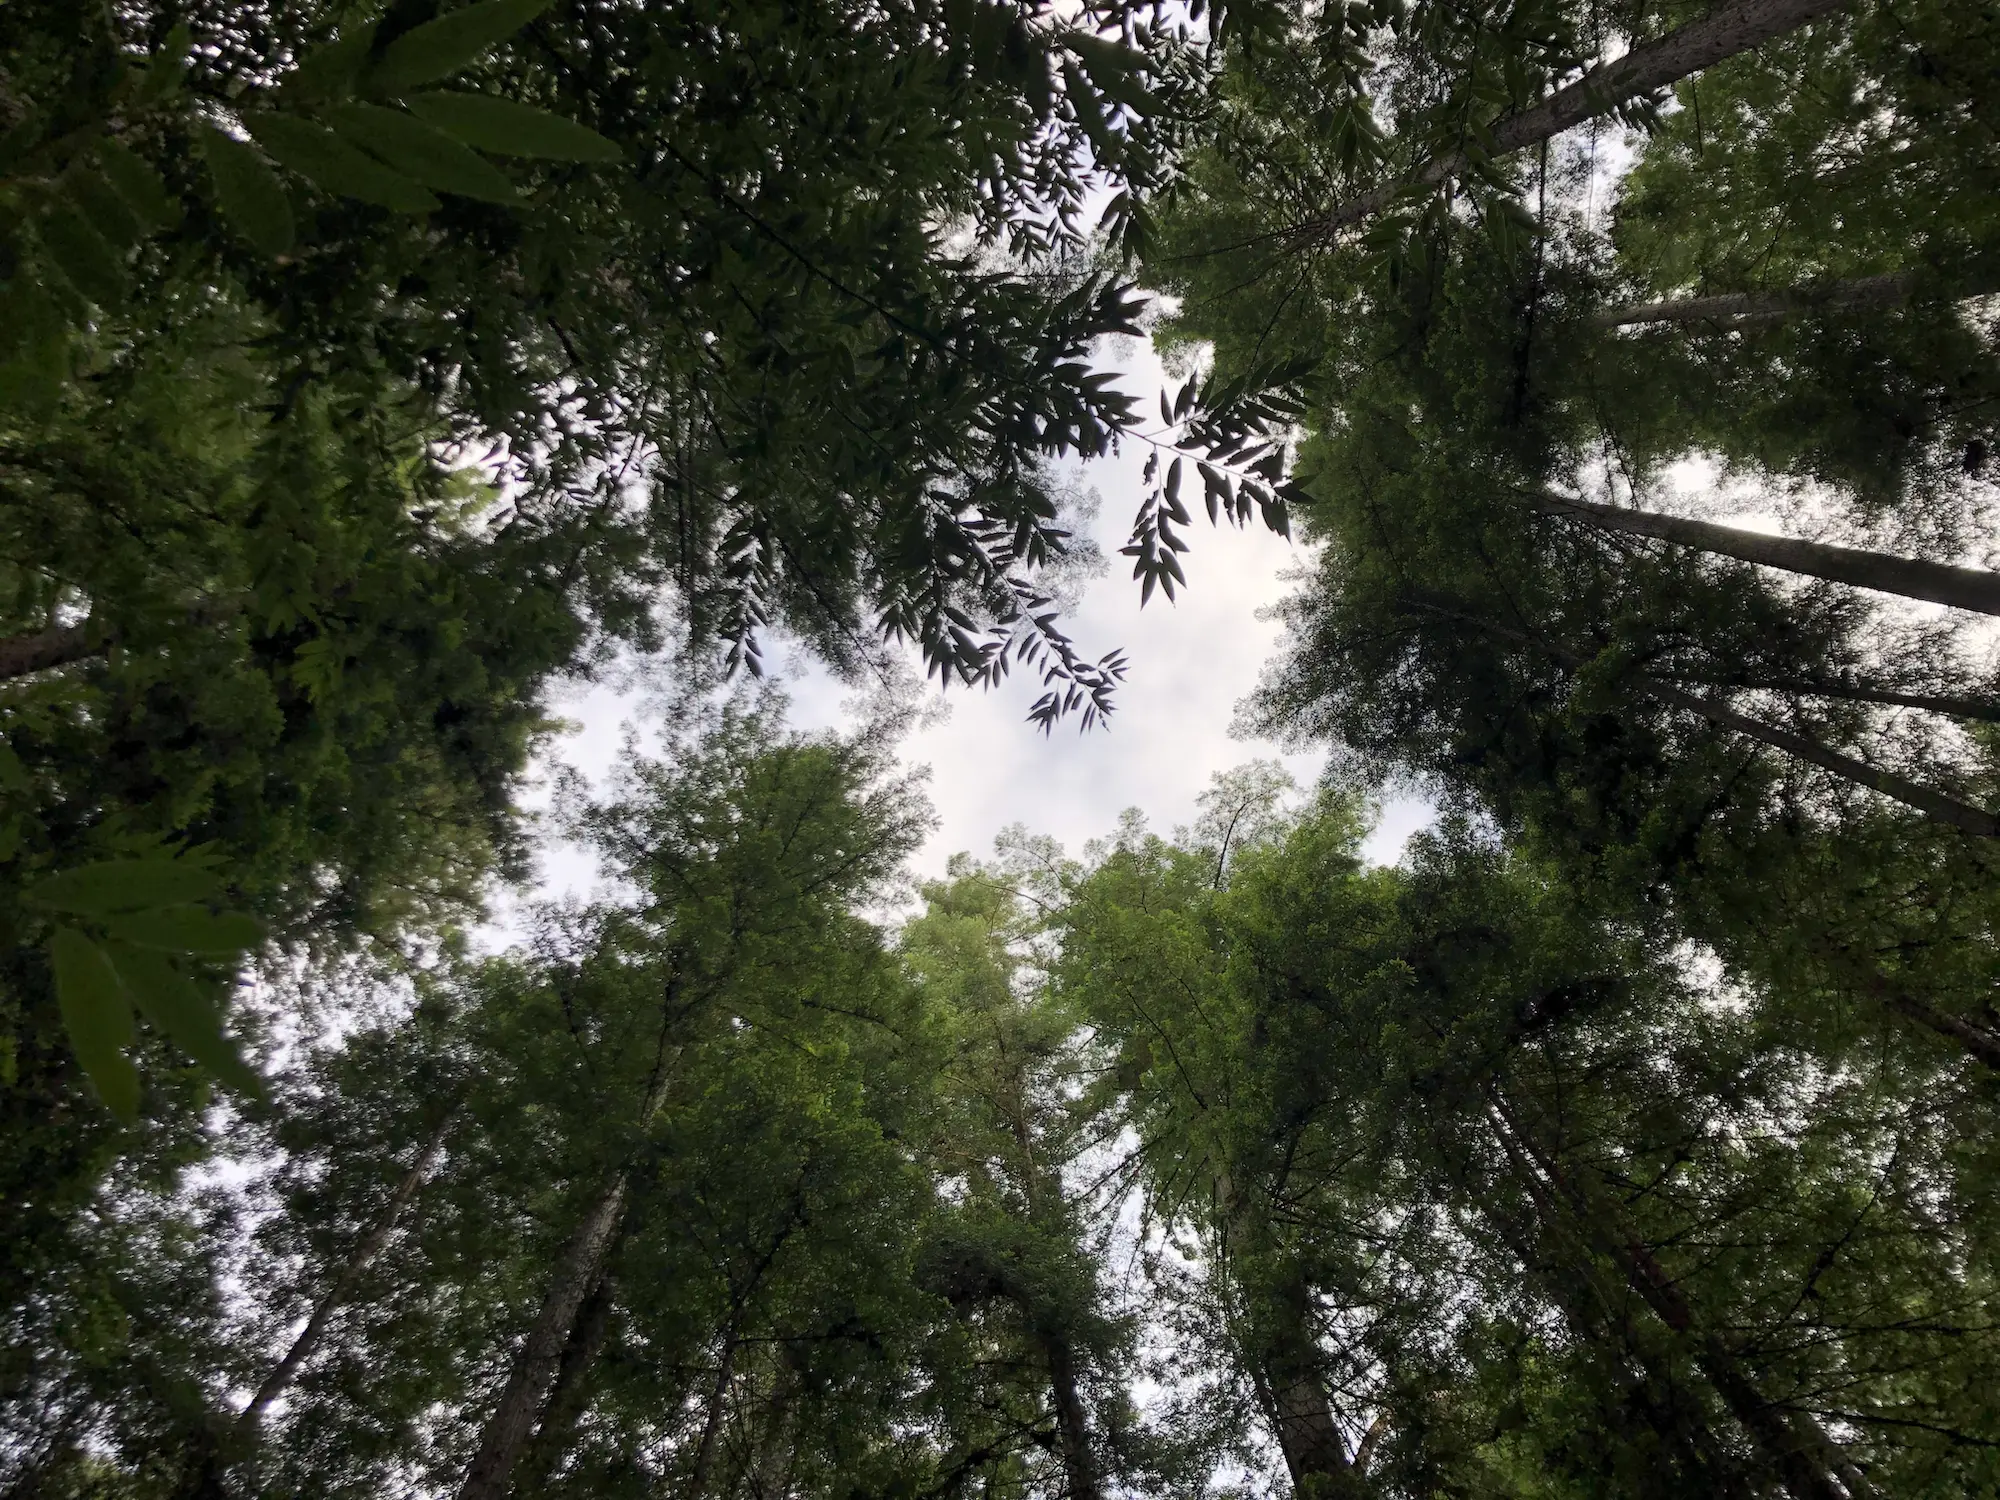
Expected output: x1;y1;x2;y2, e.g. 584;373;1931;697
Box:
1595;272;1914;327
1252;1276;1362;1499
1534;491;2000;616
1638;679;2000;837
459;976;685;1500
0;622;96;681
457;1176;632;1500
1306;0;1851;238
1881;990;2000;1070
687;1334;739;1500
1663;672;2000;724
1490;1100;1867;1500
1045;1333;1105;1500
238;1111;456;1436
516;1272;618;1491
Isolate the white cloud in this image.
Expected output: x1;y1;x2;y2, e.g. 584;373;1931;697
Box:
531;338;1430;910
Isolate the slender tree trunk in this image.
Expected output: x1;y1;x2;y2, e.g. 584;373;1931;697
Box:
1638;678;2000;837
516;1272;618;1491
458;975;686;1500
1391;591;2000;835
237;1110;457;1436
1305;0;1850;239
458;1175;632;1500
749;1353;799;1500
1533;492;2000;616
1488;1099;1868;1500
1484;1188;1759;1500
1595;272;1915;327
1662;672;2000;724
1044;1333;1105;1500
1880;989;2000;1070
0;622;96;681
687;1333;739;1500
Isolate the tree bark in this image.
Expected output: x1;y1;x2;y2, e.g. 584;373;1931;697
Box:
1595;272;1915;327
1045;1333;1105;1500
237;1110;457;1436
458;974;686;1500
1662;672;2000;724
1248;1274;1363;1499
1533;491;2000;616
1637;678;2000;837
1304;0;1851;239
687;1333;739;1500
457;1175;632;1500
1880;989;2000;1071
0;622;96;681
1489;1099;1869;1500
516;1272;618;1491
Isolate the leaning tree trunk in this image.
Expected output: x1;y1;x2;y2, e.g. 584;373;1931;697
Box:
456;1175;633;1500
238;1108;457;1436
686;1332;740;1500
1533;492;2000;616
1595;272;1916;327
1488;1097;1869;1500
1483;1190;1760;1500
1661;671;2000;725
515;1271;618;1492
1242;1269;1366;1499
1304;0;1851;239
0;622;97;681
1637;678;2000;838
458;971;687;1500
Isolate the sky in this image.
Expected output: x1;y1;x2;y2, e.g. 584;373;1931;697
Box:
524;335;1433;908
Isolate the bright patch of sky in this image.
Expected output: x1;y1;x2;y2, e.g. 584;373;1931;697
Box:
526;334;1432;911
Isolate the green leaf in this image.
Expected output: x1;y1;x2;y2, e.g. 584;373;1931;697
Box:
107;943;263;1098
201;127;297;256
26;859;226;916
0;737;30;793
245;114;440;213
62;168;144;251
96;142;180;230
50;928;140;1120
325;103;519;203
405;92;621;162
371;0;555;93
283;24;379;103
36;205;126;306
107;906;266;956
138;24;192;102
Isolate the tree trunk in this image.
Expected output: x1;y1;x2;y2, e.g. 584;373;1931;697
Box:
1637;678;2000;837
1880;989;2000;1070
1595;272;1915;327
1662;672;2000;724
1246;1271;1363;1499
458;974;686;1500
0;622;96;681
238;1109;457;1436
1488;1098;1868;1500
1484;1181;1759;1500
457;1175;632;1500
687;1333;739;1500
1305;0;1850;239
1044;1333;1105;1500
1533;491;2000;616
516;1272;618;1491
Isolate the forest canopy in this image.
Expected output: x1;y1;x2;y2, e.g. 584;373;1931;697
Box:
4;0;1999;1494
